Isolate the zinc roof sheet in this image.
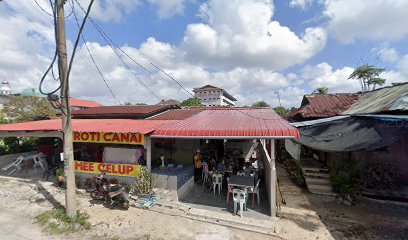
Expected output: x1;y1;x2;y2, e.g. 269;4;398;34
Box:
72;105;172;116
152;108;299;138
343;83;408;115
290;94;359;119
0;119;173;134
148;109;204;120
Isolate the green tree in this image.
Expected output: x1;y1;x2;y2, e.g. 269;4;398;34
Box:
348;64;386;92
251;101;270;108
312;87;329;95
121;102;133;106
3;96;57;122
273;106;290;116
180;97;202;107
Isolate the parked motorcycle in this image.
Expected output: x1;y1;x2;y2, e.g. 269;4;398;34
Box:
90;172;130;209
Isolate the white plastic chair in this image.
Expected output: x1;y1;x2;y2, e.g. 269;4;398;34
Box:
213;174;222;195
33;154;47;171
249;179;261;206
202;162;209;186
237;171;245;176
233;189;247;217
2;156;25;175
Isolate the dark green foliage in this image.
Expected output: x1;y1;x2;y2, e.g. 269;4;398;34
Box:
284;158;306;187
312;87;329;94
330;158;362;203
348;64;386;91
180;97;202;106
252;101;270;108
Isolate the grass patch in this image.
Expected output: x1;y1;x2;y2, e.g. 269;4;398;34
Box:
35;208;91;234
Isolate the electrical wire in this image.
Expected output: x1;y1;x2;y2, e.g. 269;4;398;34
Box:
69;0;121;105
73;0;280;119
65;0;94;94
39;0;62;96
73;0;162;101
150;63;281;120
33;0;74;18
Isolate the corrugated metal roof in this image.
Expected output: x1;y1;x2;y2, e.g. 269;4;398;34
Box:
289;94;359;120
290;116;350;127
0;119;173;134
343;83;408;115
152;108;299;138
71;105;177;119
70;98;102;108
148;109;204;120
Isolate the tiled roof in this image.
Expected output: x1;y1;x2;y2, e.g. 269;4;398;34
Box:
72;105;176;119
70;98;103;108
289;94;360;120
152;108;299;138
148;109;204;120
343;82;408;115
0;119;173;134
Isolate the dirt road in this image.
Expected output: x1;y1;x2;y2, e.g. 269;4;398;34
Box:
0;177;281;240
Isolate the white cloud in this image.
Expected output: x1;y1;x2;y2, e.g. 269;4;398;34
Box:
376;47;400;63
75;0;141;23
322;0;408;43
301;62;359;93
147;0;186;19
182;0;327;70
289;0;314;10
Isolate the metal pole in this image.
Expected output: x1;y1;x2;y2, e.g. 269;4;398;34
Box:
274;91;282;108
56;0;76;217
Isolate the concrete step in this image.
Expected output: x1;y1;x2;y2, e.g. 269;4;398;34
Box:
307;184;334;191
305;178;332;186
303;172;331;178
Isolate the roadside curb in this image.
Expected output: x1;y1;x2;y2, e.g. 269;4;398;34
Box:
151;203;279;237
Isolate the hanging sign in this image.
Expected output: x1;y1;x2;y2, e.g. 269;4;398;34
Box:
74;160;142;177
73;131;144;145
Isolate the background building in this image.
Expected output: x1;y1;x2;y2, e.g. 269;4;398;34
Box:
193;85;237;107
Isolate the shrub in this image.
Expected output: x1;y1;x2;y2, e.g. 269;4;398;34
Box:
283;158;305;187
330;158;362;203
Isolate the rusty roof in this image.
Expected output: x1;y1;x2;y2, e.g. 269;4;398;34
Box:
289;94;360;121
343;82;408;115
72;105;177;119
148;109;204;120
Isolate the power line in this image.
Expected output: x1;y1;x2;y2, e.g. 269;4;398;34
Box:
69;0;121;105
151;64;281;120
150;62;194;98
33;0;74;18
73;0;162;101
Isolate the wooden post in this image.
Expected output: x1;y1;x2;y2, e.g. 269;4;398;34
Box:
146;136;152;171
270;139;276;217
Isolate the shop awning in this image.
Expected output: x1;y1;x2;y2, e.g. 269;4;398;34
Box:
151;108;300;139
0;119;173;135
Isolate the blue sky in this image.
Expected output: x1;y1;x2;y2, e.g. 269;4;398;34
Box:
1;0;408;107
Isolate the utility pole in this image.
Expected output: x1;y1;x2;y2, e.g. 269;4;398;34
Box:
274;91;282;108
56;0;76;217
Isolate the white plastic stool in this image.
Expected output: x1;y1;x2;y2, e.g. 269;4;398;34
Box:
233;189;247;217
213;174;222;195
